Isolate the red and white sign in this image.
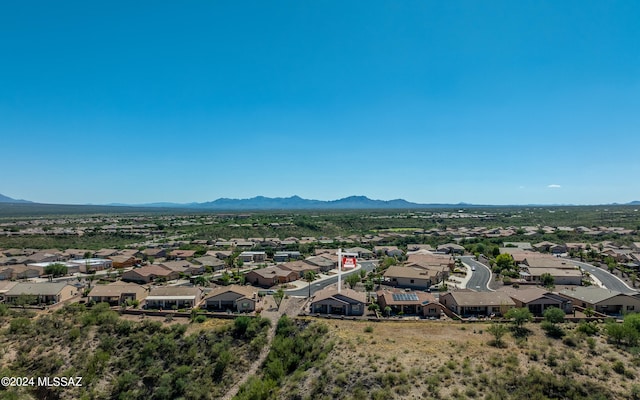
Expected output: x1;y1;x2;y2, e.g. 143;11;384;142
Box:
342;256;357;270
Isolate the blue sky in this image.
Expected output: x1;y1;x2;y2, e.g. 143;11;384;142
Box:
1;1;639;205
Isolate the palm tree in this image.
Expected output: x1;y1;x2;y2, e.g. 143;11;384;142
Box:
87;275;96;290
364;280;374;304
220;271;231;286
304;271;318;298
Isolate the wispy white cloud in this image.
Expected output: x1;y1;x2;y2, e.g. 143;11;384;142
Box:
547;184;562;188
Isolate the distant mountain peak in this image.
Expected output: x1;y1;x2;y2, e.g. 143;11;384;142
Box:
191;195;429;210
0;193;32;204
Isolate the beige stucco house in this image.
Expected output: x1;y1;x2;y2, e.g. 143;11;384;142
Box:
5;282;77;305
88;282;148;305
557;287;640;315
310;287;366;316
204;285;257;312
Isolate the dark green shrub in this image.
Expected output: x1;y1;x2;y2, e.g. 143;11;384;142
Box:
9;317;32;334
562;335;578;347
577;321;599;336
612;360;625;375
541;321;565;338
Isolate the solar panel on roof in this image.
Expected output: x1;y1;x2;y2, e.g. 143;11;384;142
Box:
392;293;419;302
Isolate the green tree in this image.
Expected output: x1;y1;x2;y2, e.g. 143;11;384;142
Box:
543;307;565;324
494;253;515;273
384;306;392;317
606;313;640;346
505;307;533;327
15;294;38;308
44;262;68;278
487;323;508;347
505;307;533;338
541;307;566;338
193;276;209;287
381;256;397;269
491;246;500;257
605;256;617;274
540;272;555;289
226;250;240;269
627;313;640;332
87;275;96;290
220;271;231;286
236;258;244;275
273;288;285;310
606;322;639;346
345;273;360;290
364;279;374;302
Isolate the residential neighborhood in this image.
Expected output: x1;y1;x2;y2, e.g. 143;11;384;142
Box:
1;223;639;323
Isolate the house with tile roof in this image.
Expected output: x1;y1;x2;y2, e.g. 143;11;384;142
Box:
245;266;298;287
157;260;205;276
278;260;320;276
376;289;446;317
5;282;78;305
121;265;179;284
144;286;203;309
303;255;335;272
557;287;640;315
193;255;225;271
383;266;443;290
0;264;45;280
108;255;139;268
239;251;267;263
0;281;17;302
439;291;516;317
204;285;257;312
497;286;572;315
88;282;148;305
310;287;366;316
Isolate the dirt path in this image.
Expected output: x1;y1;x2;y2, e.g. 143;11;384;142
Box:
221;296;307;400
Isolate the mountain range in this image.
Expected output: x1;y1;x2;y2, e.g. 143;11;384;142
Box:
0;194;32;204
1;193;640;210
110;195;466;210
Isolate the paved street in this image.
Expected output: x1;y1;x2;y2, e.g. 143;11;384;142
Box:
459;256;638;295
570;259;637;294
285;260;378;297
459;256;492;292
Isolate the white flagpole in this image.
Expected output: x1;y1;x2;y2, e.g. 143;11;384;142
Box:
337;248;342;293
